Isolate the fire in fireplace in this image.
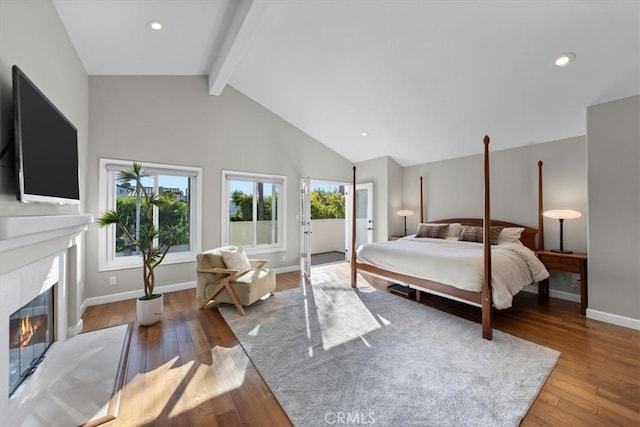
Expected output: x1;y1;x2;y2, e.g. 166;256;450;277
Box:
8;287;54;397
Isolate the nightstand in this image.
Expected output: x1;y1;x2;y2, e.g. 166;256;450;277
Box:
536;250;588;315
389;236;403;241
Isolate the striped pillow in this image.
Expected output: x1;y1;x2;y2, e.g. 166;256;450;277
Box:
458;226;503;245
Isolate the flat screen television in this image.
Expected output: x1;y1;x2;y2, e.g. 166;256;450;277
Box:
13;65;80;205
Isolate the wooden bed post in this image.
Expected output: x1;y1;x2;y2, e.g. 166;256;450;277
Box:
538;161;544;251
351;166;357;288
482;135;493;340
420;176;424;223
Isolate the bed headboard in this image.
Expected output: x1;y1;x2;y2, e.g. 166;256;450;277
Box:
429;218;538;251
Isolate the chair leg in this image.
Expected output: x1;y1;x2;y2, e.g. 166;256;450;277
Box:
199;279;246;316
224;282;245;316
199;280;227;309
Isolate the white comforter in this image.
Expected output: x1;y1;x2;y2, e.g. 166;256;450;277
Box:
356;236;549;309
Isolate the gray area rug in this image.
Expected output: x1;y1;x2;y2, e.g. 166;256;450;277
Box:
219;281;560;427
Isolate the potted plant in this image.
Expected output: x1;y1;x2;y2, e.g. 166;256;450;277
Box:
96;162;178;326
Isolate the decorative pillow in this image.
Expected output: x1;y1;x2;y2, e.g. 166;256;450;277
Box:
458;226;503;245
427;222;463;238
498;227;525;243
220;247;251;272
416;223;449;239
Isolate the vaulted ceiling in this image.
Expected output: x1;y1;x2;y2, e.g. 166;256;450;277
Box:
53;0;640;166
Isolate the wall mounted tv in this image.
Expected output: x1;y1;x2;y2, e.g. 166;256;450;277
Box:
13;65;80;205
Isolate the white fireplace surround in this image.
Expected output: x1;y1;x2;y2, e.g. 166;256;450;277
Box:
0;214;92;418
0;214;93;253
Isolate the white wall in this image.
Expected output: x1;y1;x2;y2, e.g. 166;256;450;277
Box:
387;157;404;237
87;76;353;298
403;136;588;295
0;0;89;327
310;219;345;254
587;95;639;322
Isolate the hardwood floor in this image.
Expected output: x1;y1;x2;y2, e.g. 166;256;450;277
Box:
82;263;640;426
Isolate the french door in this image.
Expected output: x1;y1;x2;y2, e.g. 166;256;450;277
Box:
345;182;374;262
300;177;311;278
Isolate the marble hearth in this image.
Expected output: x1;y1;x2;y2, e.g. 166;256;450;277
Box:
0;214;92;419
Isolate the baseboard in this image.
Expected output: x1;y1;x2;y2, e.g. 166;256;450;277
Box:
521;285;580;303
67;319;83;337
273;265;301;274
83;281;196;308
79;298;88;316
586;308;640;331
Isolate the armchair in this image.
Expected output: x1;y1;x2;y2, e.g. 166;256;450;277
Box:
196;246;276;315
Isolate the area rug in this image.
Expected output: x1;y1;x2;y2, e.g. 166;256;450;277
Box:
8;323;132;427
219;281;560;427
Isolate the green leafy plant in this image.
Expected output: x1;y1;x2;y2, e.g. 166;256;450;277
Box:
96;163;179;299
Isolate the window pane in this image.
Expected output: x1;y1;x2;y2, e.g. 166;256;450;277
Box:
223;171;285;251
115;176;151;258
102;159;201;271
356;188;368;219
229;180;254;246
257;182;278;245
158;175;191;253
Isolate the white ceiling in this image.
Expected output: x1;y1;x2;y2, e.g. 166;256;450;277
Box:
53;0;640;166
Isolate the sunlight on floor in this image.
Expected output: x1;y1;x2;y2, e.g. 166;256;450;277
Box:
311;282;385;351
132;344;250;421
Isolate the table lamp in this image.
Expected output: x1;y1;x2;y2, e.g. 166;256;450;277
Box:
543;209;581;253
396;209;414;236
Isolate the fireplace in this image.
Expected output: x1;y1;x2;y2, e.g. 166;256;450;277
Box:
0;213;92;421
8;287;55;397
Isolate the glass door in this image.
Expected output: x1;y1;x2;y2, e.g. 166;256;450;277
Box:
346;182;374;261
300;177;311;278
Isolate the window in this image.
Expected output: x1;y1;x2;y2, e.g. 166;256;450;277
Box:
99;159;202;271
222;170;286;253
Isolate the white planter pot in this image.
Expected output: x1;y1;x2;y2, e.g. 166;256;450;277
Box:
136;294;163;326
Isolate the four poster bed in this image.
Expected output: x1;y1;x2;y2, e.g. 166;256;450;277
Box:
349;136;549;340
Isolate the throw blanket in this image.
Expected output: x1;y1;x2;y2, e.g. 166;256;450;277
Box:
356;236;549;309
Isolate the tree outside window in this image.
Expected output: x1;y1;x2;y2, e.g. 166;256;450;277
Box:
223;172;286;251
115;175;191;257
98;158;202;272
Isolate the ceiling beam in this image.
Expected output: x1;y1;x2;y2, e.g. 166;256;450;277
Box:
208;0;271;96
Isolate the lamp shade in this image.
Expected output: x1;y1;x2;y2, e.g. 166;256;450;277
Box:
396;209;414;217
543;209;582;220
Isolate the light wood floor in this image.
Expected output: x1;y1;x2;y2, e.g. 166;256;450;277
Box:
82;263;640;426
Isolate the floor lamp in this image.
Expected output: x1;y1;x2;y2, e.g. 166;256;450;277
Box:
543;209;582;253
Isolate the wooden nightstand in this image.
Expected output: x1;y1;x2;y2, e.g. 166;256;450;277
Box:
536;250;588;315
389;235;403;241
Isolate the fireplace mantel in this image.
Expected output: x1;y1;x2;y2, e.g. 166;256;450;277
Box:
0;214;93;253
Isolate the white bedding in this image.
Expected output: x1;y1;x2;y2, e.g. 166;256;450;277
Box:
356;236;549;309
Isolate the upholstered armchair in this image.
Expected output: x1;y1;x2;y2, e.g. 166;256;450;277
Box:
196;246;276;315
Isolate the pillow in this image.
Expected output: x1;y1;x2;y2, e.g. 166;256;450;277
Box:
416;223;449;239
458;226;503;245
220;247;251;272
427;222;462;238
498;227;525;243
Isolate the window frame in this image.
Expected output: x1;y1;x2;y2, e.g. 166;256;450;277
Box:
221;169;287;255
98;158;203;272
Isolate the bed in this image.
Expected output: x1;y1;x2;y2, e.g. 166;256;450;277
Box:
356;221;548;310
349;136;549;340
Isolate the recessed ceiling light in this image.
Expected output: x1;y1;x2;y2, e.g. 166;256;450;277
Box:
147;21;162;31
554;52;575;67
361;131;369;137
